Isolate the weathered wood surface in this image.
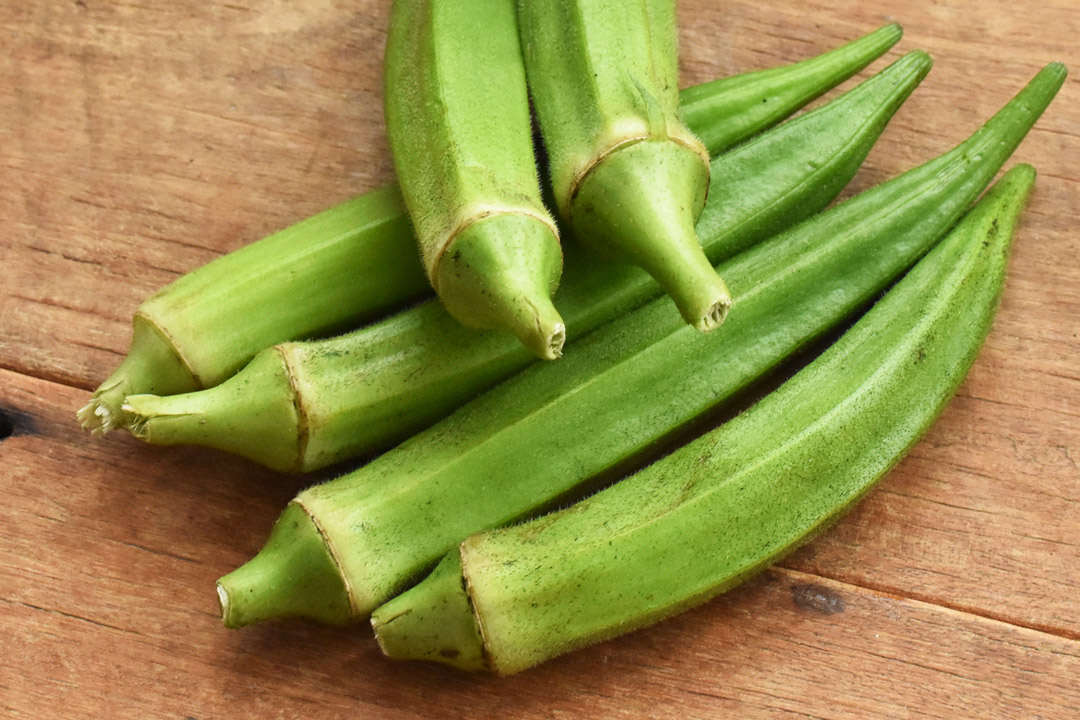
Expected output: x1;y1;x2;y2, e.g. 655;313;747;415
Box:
1;0;1078;717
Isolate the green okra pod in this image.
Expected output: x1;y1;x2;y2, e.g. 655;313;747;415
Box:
125;52;928;472
79;24;901;434
372;164;1037;674
216;65;1062;631
519;0;731;331
384;0;566;359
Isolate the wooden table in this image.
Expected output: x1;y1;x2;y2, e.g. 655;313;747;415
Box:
2;1;1078;717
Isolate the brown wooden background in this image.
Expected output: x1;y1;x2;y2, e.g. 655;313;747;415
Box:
1;1;1078;718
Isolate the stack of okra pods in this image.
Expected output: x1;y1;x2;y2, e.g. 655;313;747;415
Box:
77;1;1065;675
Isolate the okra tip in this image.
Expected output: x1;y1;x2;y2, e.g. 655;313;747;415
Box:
78;315;198;435
570;139;731;332
216;502;353;628
1043;61;1068;83
435;213;566;360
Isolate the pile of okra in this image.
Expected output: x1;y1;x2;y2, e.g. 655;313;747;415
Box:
78;2;1065;675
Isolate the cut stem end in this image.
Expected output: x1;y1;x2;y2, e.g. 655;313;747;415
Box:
79;315;199;435
695;292;733;333
217;502;353;628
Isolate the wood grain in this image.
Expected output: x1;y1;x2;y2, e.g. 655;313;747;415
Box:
1;0;1078;717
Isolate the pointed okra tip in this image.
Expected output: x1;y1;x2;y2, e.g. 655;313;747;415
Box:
1045;61;1068;80
435;212;566;360
569;139;731;333
881;21;903;42
217;502;353;629
1027;62;1068;100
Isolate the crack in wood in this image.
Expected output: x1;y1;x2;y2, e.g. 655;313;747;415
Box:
0;403;36;439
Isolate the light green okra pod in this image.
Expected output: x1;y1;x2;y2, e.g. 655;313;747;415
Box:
79;24;901;434
384;0;566;359
124;51;925;472
519;0;730;331
372;163;1038;674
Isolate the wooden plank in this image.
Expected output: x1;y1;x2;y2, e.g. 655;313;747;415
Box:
5;563;1078;720
1;364;1078;717
1;1;1079;716
783;386;1080;638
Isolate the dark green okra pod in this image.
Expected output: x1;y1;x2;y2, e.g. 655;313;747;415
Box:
126;52;928;472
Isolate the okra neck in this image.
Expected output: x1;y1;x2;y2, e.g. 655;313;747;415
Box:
217;502;353;628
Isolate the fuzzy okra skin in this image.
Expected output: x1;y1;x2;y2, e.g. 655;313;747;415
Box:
383;0;565;360
78;24;900;435
373;164;1038;674
218;63;1064;629
519;0;731;331
125;52;929;472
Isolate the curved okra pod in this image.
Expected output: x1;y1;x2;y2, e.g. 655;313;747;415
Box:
519;0;731;331
384;0;565;359
79;24;902;433
124;53;930;472
372;164;1039;674
218;66;1064;630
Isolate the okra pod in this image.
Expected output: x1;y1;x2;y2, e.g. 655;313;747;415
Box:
126;52;928;472
217;64;1063;631
519;0;731;331
384;0;566;359
78;24;902;434
372;164;1037;673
